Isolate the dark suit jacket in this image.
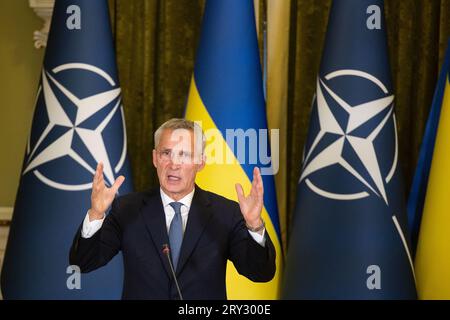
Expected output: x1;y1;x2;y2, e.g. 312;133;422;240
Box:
69;186;276;299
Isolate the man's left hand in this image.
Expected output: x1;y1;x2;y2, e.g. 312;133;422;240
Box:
235;167;264;232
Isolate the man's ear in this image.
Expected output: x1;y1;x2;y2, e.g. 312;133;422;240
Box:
196;155;206;172
152;149;158;168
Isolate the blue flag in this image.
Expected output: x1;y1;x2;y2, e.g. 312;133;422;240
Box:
1;0;133;299
283;0;416;299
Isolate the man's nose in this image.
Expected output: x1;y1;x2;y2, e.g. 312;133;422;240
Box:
168;155;182;167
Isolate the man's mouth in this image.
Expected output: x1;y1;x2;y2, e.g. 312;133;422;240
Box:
167;175;181;182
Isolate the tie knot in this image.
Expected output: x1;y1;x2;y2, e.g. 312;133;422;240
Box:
169;202;183;215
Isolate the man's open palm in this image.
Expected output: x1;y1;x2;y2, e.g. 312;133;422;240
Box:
235;167;264;229
89;162;125;220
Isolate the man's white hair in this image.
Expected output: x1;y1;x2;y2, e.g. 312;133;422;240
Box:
154;118;206;155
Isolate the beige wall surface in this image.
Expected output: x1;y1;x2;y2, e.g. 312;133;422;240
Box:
0;1;44;208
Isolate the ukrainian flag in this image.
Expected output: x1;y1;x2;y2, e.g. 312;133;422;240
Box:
185;0;282;299
413;39;450;299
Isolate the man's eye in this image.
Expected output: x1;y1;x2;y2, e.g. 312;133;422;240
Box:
162;150;171;156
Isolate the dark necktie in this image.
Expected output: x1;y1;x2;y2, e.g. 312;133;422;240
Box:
168;202;183;269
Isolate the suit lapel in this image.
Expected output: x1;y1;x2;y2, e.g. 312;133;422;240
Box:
140;189;172;278
176;186;213;274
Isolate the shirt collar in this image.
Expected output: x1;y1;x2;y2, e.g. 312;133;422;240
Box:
160;187;195;209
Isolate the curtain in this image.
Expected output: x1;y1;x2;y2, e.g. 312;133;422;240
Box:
265;0;291;251
110;0;450;250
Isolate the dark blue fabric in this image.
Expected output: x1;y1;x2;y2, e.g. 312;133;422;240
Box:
283;0;416;299
1;0;133;299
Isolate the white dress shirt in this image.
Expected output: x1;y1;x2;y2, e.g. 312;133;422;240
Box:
81;188;266;246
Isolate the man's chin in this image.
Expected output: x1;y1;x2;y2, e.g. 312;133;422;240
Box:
163;183;183;194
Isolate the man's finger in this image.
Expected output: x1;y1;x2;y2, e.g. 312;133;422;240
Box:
251;168;258;189
93;163;101;184
98;162;104;176
250;167;262;196
98;174;104;187
94;163;103;182
255;167;264;195
111;176;125;194
235;183;245;203
254;166;261;181
93;169;103;190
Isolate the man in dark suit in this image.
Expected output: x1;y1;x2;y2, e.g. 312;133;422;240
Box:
69;118;276;299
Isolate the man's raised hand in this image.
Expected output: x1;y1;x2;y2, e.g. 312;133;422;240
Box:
89;162;125;221
235;167;264;231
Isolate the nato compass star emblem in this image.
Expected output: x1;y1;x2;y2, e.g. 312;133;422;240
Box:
23;63;128;191
299;69;399;205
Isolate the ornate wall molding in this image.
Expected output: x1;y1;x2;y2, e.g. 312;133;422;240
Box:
29;0;55;49
0;207;11;300
0;218;10;300
0;207;12;225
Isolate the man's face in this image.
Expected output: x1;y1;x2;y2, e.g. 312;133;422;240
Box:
153;128;205;200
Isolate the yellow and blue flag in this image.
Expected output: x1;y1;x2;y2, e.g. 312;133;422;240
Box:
283;0;416;299
185;0;282;299
412;39;450;299
1;0;133;299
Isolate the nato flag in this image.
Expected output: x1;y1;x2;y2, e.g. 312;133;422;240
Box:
283;0;416;299
1;0;133;299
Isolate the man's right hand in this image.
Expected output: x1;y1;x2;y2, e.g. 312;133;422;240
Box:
89;162;125;221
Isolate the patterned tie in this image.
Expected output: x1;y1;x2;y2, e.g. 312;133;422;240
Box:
168;202;183;269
